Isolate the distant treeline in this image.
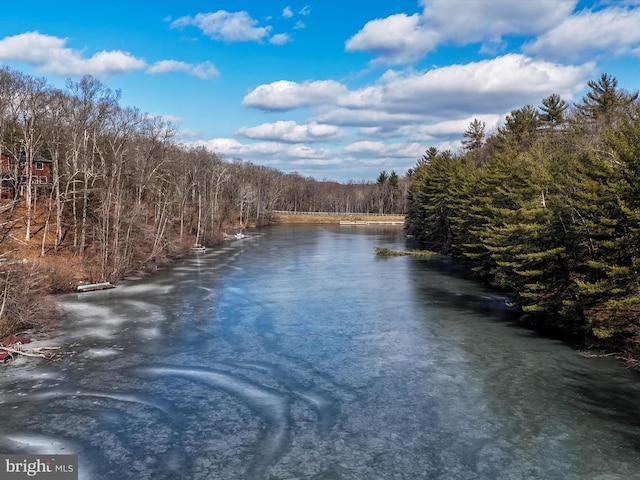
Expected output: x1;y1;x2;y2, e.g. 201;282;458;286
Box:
405;74;640;344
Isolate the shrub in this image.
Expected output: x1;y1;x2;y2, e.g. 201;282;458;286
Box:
0;261;61;338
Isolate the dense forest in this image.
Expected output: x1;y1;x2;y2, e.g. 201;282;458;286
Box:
0;66;406;336
405;73;640;354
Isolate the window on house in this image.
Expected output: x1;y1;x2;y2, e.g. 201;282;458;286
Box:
40;176;48;184
35;161;44;170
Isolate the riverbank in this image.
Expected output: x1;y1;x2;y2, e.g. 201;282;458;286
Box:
271;211;405;224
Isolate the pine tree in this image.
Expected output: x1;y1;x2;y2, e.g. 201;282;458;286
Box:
539;93;569;129
462;118;486;152
575;73;638;126
497;105;541;152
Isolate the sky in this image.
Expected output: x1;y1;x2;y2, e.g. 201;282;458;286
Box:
0;1;639;183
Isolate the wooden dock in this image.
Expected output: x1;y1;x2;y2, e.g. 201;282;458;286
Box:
77;282;115;292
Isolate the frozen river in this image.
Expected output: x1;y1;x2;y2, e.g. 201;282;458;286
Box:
1;225;640;479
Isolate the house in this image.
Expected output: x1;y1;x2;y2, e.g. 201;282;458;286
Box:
1;152;53;200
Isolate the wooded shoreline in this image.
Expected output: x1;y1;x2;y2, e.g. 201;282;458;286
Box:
405;73;640;369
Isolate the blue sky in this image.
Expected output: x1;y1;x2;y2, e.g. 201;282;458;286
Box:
1;1;639;182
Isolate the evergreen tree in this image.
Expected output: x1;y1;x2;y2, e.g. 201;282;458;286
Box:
575;73;638;125
497;105;540;151
539;93;569;129
462;118;486;152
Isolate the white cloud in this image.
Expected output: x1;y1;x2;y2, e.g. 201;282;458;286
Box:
238;120;343;143
299;6;312;16
269;33;291;45
243;79;348;111
190;61;220;79
420;0;577;45
197;137;332;162
151;113;183;125
0;31;66;64
235;54;591;179
524;6;640;62
399;115;503;142
171;11;271;42
291;157;343;167
315;107;426;127
147;60;219;79
0;31;146;78
345;0;578;65
345;13;440;65
345;141;387;155
0;31;222;81
357;126;403;139
283;7;293;18
192;136;419;180
245;55;592;122
355;115;503;142
369;54;592;116
345;141;424;159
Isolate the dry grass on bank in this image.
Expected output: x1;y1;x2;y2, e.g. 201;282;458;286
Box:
271;212;405;224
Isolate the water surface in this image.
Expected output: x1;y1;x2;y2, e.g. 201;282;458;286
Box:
1;225;639;479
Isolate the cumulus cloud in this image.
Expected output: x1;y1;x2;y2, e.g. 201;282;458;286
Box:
346;0;578;65
269;33;291;45
193;136;417;180
282;7;293;18
235;53;591;177
399;115;503;142
315;107;426;127
245;55;592;123
345;13;440;65
368;54;592;116
420;0;576;45
345;141;387;155
345;140;424;159
524;6;640;62
0;31;145;77
147;60;219;79
0;31;222;80
243;79;348;111
356;115;502;142
171;11;271;42
197;137;332;161
238;120;343;143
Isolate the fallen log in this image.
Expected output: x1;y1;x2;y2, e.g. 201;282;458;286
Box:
0;345;75;362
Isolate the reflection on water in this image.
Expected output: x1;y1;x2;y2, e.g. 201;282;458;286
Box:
1;225;640;479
